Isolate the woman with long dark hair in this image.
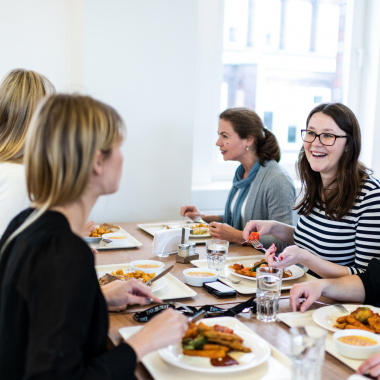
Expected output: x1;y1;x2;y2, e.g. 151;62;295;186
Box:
181;107;295;251
243;103;380;278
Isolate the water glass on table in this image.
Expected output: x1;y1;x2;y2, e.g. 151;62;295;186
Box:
206;239;229;271
256;267;283;322
290;326;327;380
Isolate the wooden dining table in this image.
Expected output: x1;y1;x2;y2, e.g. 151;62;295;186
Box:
95;220;355;380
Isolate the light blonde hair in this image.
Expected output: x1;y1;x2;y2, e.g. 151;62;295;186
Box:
0;68;55;163
1;94;125;255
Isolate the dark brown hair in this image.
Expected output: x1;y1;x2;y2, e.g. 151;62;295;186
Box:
295;103;370;220
219;107;280;166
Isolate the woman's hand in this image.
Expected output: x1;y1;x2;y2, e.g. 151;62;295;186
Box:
180;205;201;220
126;308;188;361
242;220;275;241
357;352;380;378
209;222;242;243
267;245;307;269
101;279;162;312
289;281;326;312
83;220;96;237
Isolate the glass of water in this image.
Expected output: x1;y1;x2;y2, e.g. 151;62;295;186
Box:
290;326;327;380
256;267;283;322
206;239;229;271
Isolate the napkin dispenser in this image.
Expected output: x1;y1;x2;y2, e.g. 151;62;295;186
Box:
152;228;190;257
176;227;199;264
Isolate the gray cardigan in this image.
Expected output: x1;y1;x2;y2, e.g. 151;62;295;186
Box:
219;160;296;252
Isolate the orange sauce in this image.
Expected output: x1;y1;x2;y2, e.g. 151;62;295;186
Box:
135;264;161;268
187;272;215;277
338;336;378;346
110;236;127;239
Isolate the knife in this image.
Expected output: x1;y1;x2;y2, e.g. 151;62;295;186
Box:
146;265;174;286
188;310;206;323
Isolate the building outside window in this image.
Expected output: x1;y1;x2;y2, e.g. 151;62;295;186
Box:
213;0;349;181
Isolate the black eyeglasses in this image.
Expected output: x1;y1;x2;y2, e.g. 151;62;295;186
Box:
300;129;347;146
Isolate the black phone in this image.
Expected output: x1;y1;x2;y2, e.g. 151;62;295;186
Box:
202;281;237;299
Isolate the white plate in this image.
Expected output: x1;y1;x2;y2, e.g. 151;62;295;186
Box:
157;318;270;373
119;317;291;380
191;255;313;295
189;233;211;238
225;260;305;282
95;263;197;301
312;304;380;333
97;271;166;293
84;225;143;250
138;222;212;244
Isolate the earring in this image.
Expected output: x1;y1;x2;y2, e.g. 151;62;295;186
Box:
246;146;249;151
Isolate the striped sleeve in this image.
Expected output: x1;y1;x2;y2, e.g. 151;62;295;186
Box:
350;178;380;274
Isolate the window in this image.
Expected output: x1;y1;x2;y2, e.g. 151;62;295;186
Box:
287;126;297;143
263;111;273;130
214;0;350;181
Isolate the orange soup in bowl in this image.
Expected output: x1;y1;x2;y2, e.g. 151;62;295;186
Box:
109;236;127;239
187;272;216;278
338;336;378;347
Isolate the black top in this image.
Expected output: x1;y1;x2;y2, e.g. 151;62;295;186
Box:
358;258;380;307
0;209;136;380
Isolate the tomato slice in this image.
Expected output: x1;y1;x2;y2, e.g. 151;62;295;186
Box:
248;232;259;241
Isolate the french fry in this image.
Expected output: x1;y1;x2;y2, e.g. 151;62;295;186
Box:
183;350;226;359
345;324;375;333
203;344;229;352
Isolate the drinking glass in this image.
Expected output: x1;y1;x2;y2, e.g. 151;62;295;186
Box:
290;326;327;380
256;267;283;322
206;239;229;271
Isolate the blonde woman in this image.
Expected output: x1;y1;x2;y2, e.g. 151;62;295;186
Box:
0;69;55;236
0;94;188;378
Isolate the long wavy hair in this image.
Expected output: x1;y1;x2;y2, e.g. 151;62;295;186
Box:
295;103;369;220
219;107;281;166
0;69;55;163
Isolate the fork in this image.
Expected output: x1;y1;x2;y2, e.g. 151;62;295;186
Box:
251;239;280;263
333;304;349;313
218;275;241;284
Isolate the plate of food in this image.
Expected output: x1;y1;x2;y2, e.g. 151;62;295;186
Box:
97;268;166;293
157;319;270;373
189;223;210;238
83;223;122;244
313;305;380;333
226;259;304;282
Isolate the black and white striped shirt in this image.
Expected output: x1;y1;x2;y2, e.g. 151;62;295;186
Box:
293;177;380;275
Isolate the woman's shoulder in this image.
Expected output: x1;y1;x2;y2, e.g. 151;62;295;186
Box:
260;160;295;187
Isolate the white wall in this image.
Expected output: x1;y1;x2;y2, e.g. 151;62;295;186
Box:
0;0;74;88
84;0;199;223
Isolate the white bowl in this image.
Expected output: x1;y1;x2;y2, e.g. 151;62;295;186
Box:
83;236;101;244
183;268;218;287
333;329;380;359
102;232;131;247
130;260;165;275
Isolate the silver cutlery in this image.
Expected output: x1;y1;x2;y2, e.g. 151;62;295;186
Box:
333;304;349;313
145;265;174;286
251;239;280;263
218;275;241;284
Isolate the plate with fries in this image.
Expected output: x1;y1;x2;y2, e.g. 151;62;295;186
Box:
313;305;380;333
157;317;270;372
97;270;166;293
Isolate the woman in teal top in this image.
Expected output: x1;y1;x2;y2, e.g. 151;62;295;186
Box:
181;107;295;251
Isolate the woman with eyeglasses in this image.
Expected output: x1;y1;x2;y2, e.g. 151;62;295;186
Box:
243;103;380;278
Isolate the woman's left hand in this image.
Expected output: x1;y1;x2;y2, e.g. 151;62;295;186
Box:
83;220;96;237
101;279;162;311
266;245;307;269
209;222;242;243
